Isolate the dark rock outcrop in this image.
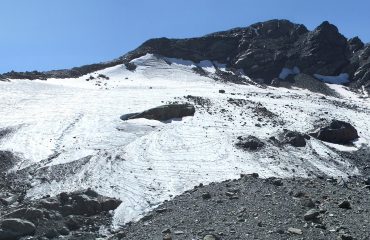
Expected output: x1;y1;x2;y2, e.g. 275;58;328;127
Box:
121;19;367;86
349;44;370;89
310;120;359;144
120;104;195;121
348;37;364;53
0;189;121;239
291;21;349;77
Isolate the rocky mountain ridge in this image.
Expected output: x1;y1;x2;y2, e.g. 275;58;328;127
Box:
1;19;370;89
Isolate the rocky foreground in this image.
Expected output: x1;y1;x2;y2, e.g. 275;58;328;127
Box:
2;173;370;240
0;186;121;240
111;175;370;240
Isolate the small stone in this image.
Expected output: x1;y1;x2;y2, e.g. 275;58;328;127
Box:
338;200;351;209
272;179;283;186
304;209;320;221
293;191;306;198
45;228;59;239
315;224;326;229
288;227;302;235
142;214;153;221
251;173;259;178
225;192;235;197
65;217;80;231
229;196;239;200
364;177;370;185
59;227;70;236
156;208;168;213
203;234;217;240
300;198;315;208
219;89;225;93
174;231;184;235
163;233;172;240
162;228;171;234
202;193;212;200
340;234;354;240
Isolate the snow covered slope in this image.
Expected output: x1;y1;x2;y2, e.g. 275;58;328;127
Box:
0;54;369;227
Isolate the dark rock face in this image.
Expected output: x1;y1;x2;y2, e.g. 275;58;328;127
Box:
311;120;359;144
292;21;349;76
120;104;195;121
121;19;366;85
349;44;370;89
2;19;369;89
348;37;364;53
235;136;265;151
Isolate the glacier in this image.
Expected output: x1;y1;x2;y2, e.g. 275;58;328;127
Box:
0;54;369;227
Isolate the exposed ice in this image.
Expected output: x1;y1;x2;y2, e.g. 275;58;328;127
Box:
279;67;300;79
314;73;350;84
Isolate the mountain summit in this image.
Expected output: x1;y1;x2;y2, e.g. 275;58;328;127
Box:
2;19;370;89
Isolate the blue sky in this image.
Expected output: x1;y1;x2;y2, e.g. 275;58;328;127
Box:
1;0;369;73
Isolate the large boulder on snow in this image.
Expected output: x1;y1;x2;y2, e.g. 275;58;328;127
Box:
310;120;359;144
120;104;195;121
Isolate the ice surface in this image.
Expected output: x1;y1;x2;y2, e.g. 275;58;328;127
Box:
314;73;350;84
0;54;368;227
279;67;300;79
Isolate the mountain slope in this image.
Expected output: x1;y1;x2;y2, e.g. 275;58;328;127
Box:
1;54;369;229
1;20;370;239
